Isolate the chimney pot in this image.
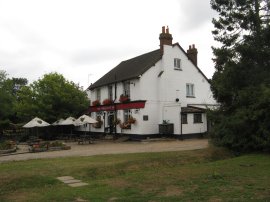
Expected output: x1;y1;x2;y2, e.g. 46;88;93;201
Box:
159;25;173;54
187;44;198;66
162;26;165;33
166;26;169;33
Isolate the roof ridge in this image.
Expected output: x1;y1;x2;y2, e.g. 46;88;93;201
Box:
122;49;160;62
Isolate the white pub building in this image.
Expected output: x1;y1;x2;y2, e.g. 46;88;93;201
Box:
86;26;217;139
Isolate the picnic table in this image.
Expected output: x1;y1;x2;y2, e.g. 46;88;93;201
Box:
77;135;94;144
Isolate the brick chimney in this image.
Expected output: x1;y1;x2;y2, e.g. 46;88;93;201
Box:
159;26;173;54
187;44;198;66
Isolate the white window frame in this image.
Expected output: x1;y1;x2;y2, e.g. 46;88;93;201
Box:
193;113;203;123
123;109;131;129
108;85;113;100
186;83;195;97
123;81;130;97
174;58;182;70
96;88;101;101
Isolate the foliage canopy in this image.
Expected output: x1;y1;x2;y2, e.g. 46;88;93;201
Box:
0;71;89;134
209;0;270;152
16;72;89;123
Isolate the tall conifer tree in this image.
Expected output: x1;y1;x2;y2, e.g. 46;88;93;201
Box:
210;0;270;152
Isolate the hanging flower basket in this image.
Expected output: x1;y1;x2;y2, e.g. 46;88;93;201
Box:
119;94;130;103
92;100;101;106
128;116;136;124
113;118;121;125
120;122;131;129
102;99;113;105
92;117;103;128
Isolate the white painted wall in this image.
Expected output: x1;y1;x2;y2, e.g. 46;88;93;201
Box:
87;44;217;135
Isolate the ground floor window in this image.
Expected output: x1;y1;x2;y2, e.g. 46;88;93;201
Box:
181;113;188;124
93;112;103;128
194;113;202;123
123;109;131;129
123;110;131;123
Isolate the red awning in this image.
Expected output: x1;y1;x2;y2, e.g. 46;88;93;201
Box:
88;100;146;112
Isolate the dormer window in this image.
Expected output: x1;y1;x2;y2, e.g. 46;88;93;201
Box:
174;58;181;70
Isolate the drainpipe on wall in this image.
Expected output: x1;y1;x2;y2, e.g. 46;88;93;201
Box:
180;112;183;141
103;112;106;134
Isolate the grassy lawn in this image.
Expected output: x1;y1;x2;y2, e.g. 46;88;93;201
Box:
0;147;270;202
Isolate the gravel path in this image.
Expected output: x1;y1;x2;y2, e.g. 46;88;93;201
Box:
0;139;208;162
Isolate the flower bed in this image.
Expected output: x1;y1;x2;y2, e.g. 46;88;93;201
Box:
29;141;71;152
0;141;17;154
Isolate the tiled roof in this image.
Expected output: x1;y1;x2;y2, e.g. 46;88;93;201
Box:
181;107;206;113
88;49;162;90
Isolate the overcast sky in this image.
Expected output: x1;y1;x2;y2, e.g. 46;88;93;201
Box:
0;0;218;90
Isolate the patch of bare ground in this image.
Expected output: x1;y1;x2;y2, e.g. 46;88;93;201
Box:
209;197;223;202
74;197;89;202
108;197;119;201
160;185;183;196
4;191;38;202
105;178;130;189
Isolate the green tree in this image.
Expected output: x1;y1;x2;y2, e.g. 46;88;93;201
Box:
0;70;15;134
16;72;89;123
210;0;270;152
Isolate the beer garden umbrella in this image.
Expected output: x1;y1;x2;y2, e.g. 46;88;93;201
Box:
23;117;50;137
52;118;64;126
59;117;77;136
75;114;97;135
23;117;50;128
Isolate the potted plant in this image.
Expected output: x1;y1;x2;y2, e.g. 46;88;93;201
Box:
102;99;113;105
119;94;130;103
92;100;101;106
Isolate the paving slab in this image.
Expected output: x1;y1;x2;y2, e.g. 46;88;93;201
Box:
57;176;74;181
62;179;82;184
68;182;88;187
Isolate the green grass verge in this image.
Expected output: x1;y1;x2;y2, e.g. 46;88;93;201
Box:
0;146;270;201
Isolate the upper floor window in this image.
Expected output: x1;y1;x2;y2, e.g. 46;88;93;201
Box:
123;109;131;129
186;83;195;97
123;81;130;97
108;85;113;100
174;58;181;70
96;88;101;101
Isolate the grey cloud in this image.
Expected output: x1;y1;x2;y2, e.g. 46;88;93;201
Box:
70;48;139;66
179;0;217;30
